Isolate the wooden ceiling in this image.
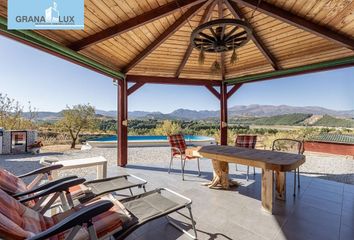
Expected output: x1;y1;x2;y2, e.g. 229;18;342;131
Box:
0;0;353;82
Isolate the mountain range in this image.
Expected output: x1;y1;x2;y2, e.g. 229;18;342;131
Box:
28;105;354;121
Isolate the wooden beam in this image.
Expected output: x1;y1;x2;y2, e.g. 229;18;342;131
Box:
205;85;221;99
127;83;145;96
69;0;207;51
118;79;128;167
126;75;222;86
122;2;207;73
227;83;242;99
225;55;354;85
225;0;280;70
232;0;354;50
175;0;216;77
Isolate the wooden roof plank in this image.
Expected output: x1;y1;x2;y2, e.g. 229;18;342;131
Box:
122;1;208;73
232;0;354;50
225;0;280;70
69;0;207;51
175;0;216;77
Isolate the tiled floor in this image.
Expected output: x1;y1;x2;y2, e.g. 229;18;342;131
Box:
108;159;354;240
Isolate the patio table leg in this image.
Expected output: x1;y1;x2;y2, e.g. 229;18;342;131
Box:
204;160;239;189
275;171;286;201
261;169;273;214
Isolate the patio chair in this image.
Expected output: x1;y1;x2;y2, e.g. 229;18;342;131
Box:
235;135;257;181
0;180;197;240
167;134;201;180
272;138;304;196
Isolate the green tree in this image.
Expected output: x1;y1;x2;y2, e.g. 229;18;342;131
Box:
0;93;37;130
154;120;182;136
57;104;96;148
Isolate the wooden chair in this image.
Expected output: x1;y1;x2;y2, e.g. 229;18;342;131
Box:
272;138;304;196
235;135;257;181
167;134;201;180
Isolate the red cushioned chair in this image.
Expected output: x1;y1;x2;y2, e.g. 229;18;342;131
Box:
235;135;257;181
167;134;201;180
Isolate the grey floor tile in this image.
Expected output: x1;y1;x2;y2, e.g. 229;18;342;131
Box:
304;187;343;204
279;217;339;240
109;162;351;239
299;194;343;215
340;225;354;240
291;203;341;228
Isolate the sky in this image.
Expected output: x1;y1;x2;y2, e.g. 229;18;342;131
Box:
0;35;353;113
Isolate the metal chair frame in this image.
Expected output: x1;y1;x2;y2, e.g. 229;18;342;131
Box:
168;147;201;181
272;138;304;196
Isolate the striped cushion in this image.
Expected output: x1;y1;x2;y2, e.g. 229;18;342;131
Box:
0;168;27;195
168;134;187;156
0;188;132;240
235;135;257;149
0;188;53;239
52;194;132;239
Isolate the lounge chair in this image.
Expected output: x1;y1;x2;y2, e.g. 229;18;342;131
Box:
272;138;304;196
0;164;64;195
0;179;198;240
0;166;147;209
235;135;257;181
168;134;201;180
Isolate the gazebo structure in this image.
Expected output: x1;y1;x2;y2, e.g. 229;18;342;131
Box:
0;0;353;168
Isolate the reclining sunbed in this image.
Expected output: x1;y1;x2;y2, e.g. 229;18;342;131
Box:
0;164;147;210
0;178;198;240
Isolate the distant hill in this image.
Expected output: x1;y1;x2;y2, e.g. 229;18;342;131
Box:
313;115;354;128
251;113;312;126
25;104;353;122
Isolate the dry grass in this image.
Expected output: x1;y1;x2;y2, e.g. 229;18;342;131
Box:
41;144;83;153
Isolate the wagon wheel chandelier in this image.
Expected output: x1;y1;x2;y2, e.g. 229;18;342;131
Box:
174;0;261;73
191;19;252;69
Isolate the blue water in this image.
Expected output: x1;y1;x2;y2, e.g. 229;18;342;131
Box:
91;135;214;142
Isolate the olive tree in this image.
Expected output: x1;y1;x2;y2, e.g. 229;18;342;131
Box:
0;93;37;130
58;104;96;148
154;120;182;136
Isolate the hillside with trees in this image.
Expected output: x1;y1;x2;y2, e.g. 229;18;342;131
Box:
313;115;354;128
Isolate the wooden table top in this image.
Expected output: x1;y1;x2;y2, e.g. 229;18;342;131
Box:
198;145;305;172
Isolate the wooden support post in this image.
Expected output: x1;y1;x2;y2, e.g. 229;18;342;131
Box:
227;83;242;99
118;79;128;167
127;82;144;96
205;85;221;99
261;169;274;213
275;171;286;201
220;83;228;145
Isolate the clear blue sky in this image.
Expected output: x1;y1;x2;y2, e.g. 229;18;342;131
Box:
0;35;353;113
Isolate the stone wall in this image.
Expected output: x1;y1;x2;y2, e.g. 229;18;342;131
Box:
0;130;37;154
1;131;11;154
26;131;37;150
